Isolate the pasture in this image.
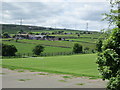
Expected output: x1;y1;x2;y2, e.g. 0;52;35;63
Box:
2;40;72;54
18;39;96;50
2;38;96;55
2;54;100;78
66;38;97;43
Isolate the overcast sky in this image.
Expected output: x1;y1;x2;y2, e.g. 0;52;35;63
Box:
1;0;111;31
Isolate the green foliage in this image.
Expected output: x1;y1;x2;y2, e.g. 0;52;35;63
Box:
103;28;120;55
107;75;120;90
97;0;120;89
96;39;103;52
84;47;90;53
32;44;44;55
97;28;120;79
2;43;17;56
102;0;120;28
97;49;119;79
28;32;34;34
73;43;83;53
2;32;10;38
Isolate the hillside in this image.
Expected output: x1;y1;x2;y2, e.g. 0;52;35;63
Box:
1;24;100;34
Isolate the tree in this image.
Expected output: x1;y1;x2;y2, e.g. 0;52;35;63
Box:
58;38;62;40
102;0;120;28
32;45;44;55
28;32;34;34
2;32;10;38
97;28;120;78
96;0;120;89
96;39;103;52
17;30;24;34
73;43;83;53
84;47;90;53
77;34;80;37
107;75;120;90
2;43;17;56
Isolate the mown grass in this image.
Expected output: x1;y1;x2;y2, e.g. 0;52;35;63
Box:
2;54;100;78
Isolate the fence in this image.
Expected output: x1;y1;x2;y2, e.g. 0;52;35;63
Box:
2;52;76;58
2;50;96;59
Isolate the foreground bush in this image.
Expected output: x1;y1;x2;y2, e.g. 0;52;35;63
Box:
96;0;120;89
107;75;120;90
97;28;120;89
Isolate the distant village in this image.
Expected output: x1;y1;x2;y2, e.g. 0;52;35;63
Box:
1;24;100;41
15;33;65;41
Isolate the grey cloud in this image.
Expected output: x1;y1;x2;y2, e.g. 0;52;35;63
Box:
3;2;64;20
2;1;110;31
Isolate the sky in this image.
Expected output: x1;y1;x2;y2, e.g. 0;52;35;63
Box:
1;0;111;31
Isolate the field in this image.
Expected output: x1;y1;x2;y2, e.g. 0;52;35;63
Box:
50;33;104;38
66;38;97;43
2;24;104;78
2;54;100;78
2;38;96;55
18;39;95;48
2;40;72;54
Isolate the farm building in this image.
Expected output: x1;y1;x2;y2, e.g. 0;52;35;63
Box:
15;34;29;39
15;34;55;40
15;34;65;41
29;35;46;40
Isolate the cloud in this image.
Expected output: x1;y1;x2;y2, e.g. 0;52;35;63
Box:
3;0;108;2
2;1;110;31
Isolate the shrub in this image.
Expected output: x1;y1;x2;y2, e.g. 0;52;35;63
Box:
107;75;120;90
84;47;90;53
2;32;10;38
73;43;83;53
2;43;17;56
96;0;120;89
96;28;120;89
96;39;103;52
32;44;44;55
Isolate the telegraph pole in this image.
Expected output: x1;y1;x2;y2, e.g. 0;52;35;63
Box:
20;19;22;31
86;22;88;31
20;19;22;25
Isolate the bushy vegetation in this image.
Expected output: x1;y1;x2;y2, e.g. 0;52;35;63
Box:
97;0;120;89
32;44;44;55
97;28;120;90
73;43;83;53
2;32;10;38
2;43;17;56
96;39;103;52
